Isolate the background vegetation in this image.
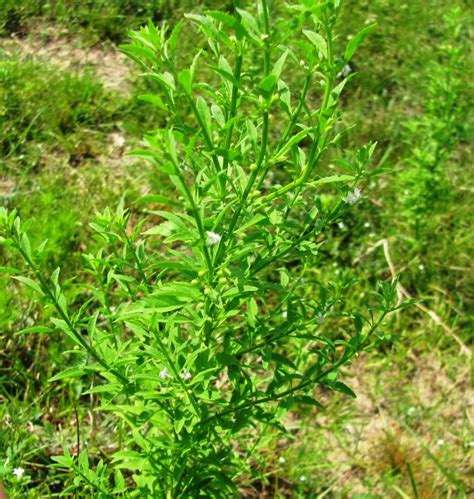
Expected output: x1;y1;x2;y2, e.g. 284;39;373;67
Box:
0;0;472;496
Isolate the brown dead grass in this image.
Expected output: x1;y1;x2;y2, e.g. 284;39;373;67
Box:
330;351;473;495
278;348;474;497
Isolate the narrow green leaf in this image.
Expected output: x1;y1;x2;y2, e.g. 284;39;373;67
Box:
12;276;43;295
259;74;278;98
136;194;180;207
303;29;327;59
196;96;212;136
178;69;193;95
138;94;168;112
17;326;54;335
49;368;88;382
334;381;357;398
344;24;376;62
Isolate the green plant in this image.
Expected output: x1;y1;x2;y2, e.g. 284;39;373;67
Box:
398;7;469;239
0;1;407;495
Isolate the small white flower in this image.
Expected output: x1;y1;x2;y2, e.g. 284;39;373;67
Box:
206;231;221;246
13;467;25;479
338;222;345;229
282;311;288;318
364;222;371;228
468;441;474;447
339;63;352;78
278;456;286;464
299;475;307;482
180;370;192;381
418;264;425;270
343;187;362;205
346;424;356;435
407;406;417;416
436;439;445;446
159;368;171;379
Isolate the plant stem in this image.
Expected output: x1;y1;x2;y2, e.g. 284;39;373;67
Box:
214;0;272;265
17;247;128;385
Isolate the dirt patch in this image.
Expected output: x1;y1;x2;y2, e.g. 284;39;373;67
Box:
0;177;16;197
1;26;133;94
291;350;474;495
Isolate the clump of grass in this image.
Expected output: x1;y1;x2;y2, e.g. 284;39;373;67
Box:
0;0;228;42
0;58;121;175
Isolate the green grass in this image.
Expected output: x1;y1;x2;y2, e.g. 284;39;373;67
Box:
0;58;119;173
0;0;228;42
0;0;472;496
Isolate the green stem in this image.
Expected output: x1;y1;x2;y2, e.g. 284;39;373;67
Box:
214;0;272;265
154;327;201;417
258;16;336;206
178;175;214;277
255;75;312;192
121;227;152;292
221;47;243;189
200;312;386;426
17;247;128;385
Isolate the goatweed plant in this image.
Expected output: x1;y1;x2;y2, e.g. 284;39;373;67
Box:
1;1;408;495
398;7;469;240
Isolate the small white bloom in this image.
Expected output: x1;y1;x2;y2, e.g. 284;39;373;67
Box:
278;456;286;464
339;63;352;78
364;222;371;228
407;406;417;416
282;311;288;318
338;222;345;229
159;368;171;379
346;424;356;435
181;370;192;381
206;231;221;246
468;441;474;447
343;187;362;205
299;475;307;482
13;467;25;479
436;439;445;446
418;264;425;270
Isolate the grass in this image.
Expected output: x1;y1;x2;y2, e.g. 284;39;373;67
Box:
0;0;472;496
